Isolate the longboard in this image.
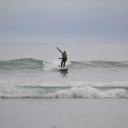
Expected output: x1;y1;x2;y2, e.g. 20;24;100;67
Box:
58;68;68;72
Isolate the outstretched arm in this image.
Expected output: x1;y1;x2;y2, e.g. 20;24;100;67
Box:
56;47;62;53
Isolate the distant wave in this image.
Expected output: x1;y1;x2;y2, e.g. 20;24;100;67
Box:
0;85;128;98
0;58;128;73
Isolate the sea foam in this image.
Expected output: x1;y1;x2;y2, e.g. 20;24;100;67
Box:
52;86;127;98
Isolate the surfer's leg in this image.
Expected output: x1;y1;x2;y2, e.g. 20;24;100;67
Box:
63;59;67;68
63;61;65;68
61;59;64;68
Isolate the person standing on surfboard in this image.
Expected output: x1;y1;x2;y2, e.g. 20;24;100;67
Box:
57;47;67;68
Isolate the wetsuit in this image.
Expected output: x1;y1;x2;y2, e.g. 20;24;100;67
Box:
57;48;67;68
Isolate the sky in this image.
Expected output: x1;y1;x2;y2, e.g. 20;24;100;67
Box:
0;0;128;43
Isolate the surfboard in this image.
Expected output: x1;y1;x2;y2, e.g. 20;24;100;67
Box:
58;68;68;72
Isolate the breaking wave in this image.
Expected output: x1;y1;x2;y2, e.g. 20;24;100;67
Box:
0;58;128;73
0;84;128;98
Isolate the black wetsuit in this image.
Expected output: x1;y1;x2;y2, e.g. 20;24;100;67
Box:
57;48;67;68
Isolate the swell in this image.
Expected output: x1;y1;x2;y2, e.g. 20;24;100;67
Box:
0;58;43;73
0;58;43;69
68;60;128;69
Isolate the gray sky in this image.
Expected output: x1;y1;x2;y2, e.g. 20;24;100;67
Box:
0;0;128;43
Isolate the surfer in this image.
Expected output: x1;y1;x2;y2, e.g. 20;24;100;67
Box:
57;47;67;68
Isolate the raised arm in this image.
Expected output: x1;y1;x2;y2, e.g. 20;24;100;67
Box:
57;47;62;53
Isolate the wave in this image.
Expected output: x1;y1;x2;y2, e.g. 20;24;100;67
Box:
68;60;128;69
0;85;127;98
0;58;128;73
0;58;43;73
0;58;43;69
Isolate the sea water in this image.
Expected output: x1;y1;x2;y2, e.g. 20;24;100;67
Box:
0;43;128;128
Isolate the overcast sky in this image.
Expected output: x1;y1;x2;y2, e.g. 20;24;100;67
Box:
0;0;128;43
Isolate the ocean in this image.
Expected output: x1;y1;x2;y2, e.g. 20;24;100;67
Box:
0;43;128;128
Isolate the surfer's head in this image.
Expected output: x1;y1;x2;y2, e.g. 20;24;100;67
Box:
64;51;66;54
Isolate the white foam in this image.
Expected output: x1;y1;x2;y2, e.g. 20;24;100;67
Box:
51;86;127;98
0;80;128;98
43;60;60;70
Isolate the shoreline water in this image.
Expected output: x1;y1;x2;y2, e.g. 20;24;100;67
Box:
0;98;128;128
